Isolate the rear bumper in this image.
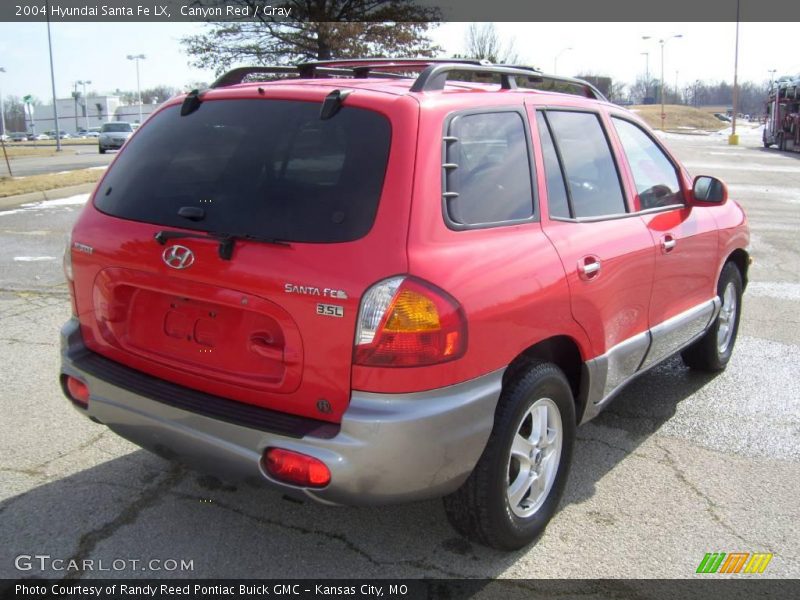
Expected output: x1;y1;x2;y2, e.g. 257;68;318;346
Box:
60;319;503;505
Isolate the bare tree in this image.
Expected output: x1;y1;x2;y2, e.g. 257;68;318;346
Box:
464;23;520;64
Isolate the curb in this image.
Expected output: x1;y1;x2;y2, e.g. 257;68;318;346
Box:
0;182;96;211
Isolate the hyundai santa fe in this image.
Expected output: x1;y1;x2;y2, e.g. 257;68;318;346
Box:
60;58;749;550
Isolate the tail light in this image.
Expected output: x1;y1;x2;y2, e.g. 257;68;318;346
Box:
63;231;73;282
63;231;78;317
354;276;467;367
263;448;330;488
64;375;90;408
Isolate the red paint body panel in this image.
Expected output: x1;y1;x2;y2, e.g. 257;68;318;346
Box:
71;89;419;423
67;77;750;425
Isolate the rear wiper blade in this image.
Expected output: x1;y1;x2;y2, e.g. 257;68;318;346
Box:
154;230;290;260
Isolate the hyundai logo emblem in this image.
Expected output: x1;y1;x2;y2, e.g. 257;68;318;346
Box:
162;245;195;269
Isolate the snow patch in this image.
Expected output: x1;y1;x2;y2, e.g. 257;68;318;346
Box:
0;193;89;217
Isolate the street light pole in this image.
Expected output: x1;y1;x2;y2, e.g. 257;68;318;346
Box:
45;0;62;151
768;69;777;87
730;0;741;145
127;54;146;124
0;67;6;138
553;47;572;75
642;34;683;131
77;79;92;132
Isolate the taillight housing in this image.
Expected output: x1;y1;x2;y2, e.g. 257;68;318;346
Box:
263;448;330;488
63;230;73;282
354;276;467;367
64;375;90;408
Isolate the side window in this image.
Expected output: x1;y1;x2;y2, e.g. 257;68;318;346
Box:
535;111;570;218
612;117;684;209
445;111;534;226
545;111;627;218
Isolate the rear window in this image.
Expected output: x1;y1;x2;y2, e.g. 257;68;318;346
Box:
94;99;392;243
102;123;133;132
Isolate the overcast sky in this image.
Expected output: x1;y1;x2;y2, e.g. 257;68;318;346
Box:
0;21;798;102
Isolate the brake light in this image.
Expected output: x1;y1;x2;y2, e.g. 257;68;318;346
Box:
65;376;90;407
263;448;330;488
63;231;73;282
354;277;467;367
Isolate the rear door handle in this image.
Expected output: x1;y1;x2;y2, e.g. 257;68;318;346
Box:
661;234;676;253
578;256;601;280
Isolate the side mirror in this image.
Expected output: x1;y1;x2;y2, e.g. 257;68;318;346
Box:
692;175;728;205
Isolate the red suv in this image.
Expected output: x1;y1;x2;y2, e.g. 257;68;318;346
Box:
60;59;749;550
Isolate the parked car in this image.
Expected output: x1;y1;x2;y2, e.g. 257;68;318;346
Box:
78;128;100;138
10;132;30;142
714;113;732;122
30;133;50;141
98;122;134;153
60;59;750;550
44;130;72;139
0;134;9;142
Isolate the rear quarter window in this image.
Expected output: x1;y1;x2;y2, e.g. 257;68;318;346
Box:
94;99;392;243
443;110;535;227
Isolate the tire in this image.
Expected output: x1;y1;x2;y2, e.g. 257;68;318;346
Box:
99;147;106;154
443;361;576;550
681;261;743;371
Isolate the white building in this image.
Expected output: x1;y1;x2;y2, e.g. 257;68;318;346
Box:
28;96;159;134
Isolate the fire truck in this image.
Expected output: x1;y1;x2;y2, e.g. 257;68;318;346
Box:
763;75;800;153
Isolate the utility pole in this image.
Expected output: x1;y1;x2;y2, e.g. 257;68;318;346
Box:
0;67;6;139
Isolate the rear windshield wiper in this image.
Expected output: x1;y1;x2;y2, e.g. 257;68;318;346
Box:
154;230;290;260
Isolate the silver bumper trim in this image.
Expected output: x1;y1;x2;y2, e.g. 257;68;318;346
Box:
60;319;504;505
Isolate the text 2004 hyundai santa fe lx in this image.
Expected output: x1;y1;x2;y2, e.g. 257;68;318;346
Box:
59;59;749;550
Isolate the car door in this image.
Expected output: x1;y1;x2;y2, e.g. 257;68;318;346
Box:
607;115;720;369
532;107;656;401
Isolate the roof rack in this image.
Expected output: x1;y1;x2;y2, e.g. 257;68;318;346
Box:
210;66;352;88
209;58;608;101
518;72;608;101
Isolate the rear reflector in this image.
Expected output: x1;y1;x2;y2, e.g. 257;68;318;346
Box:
65;376;90;407
263;448;330;488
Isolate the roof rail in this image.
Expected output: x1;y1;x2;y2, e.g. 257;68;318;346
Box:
519;72;608;102
410;64;543;92
210;59;608;101
211;65;353;88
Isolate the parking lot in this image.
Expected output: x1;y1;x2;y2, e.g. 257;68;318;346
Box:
0;126;798;580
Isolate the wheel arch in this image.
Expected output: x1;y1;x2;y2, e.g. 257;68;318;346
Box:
502;335;584;423
726;247;750;290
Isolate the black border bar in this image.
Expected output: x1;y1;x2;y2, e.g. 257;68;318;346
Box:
3;579;799;600
3;0;800;22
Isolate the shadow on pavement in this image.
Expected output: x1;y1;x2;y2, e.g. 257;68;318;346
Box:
0;355;718;578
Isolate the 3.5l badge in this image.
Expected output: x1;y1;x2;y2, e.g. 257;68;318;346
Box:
316;303;344;318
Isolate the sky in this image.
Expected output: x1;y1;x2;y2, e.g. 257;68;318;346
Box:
0;21;798;103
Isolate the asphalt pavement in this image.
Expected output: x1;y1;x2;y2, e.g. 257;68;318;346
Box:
0;125;798;581
4;147;114;177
